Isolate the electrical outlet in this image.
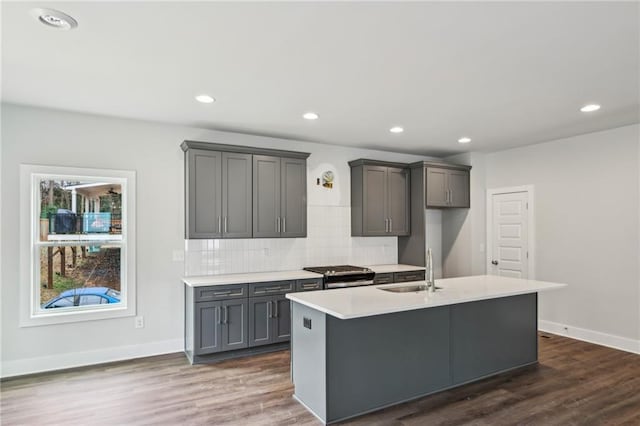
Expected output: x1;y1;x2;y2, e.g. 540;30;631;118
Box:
135;316;144;328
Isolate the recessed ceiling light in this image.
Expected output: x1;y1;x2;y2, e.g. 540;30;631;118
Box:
30;8;78;30
580;104;601;112
195;94;215;104
303;112;319;120
389;126;404;133
458;137;472;144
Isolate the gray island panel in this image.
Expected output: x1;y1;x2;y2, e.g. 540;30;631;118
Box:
451;293;537;384
326;306;451;422
291;292;541;424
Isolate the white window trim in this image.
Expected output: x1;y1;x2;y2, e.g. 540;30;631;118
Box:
20;164;136;327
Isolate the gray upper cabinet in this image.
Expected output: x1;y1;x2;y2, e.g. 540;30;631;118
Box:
222;153;252;238
184;148;250;239
253;155;281;238
387;167;410;235
425;165;470;209
281;158;307;237
253;155;307;238
448;169;470;208
187;149;223;239
350;160;410;237
425;168;449;208
182;141;309;239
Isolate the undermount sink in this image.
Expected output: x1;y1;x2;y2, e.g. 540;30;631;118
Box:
379;284;443;293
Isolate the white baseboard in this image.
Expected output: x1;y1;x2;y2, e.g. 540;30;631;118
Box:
539;320;640;355
1;338;183;379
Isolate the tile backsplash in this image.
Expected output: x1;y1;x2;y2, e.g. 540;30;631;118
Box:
184;206;398;276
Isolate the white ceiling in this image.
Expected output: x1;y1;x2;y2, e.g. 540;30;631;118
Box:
2;2;639;156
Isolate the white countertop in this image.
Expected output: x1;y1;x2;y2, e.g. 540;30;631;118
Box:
365;264;425;273
286;275;566;319
183;270;323;287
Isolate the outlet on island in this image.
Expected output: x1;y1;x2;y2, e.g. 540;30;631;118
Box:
135;316;144;329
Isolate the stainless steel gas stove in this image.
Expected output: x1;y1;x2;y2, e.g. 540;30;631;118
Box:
303;265;375;289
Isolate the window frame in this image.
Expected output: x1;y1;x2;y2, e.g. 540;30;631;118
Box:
20;164;136;327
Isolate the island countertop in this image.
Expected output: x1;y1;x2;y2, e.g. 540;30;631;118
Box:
286;275;566;319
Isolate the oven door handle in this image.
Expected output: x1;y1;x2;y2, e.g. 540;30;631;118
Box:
327;280;374;289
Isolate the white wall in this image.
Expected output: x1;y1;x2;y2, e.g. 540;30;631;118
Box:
0;103;430;377
485;124;640;349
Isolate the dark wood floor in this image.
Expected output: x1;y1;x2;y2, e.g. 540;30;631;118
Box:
2;333;639;425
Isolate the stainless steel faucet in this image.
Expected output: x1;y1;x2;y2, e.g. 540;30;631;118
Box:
426;248;435;292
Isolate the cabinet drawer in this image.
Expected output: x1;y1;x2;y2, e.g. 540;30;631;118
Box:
393;270;426;283
373;273;394;285
249;280;295;296
195;284;248;302
296;278;323;292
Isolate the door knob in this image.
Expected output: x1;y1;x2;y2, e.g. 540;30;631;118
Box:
491;260;499;265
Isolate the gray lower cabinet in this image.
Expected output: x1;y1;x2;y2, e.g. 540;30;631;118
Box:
374;270;425;284
349;160;410;237
194;301;222;355
187;277;318;363
373;273;394;284
221;299;249;351
425;166;470;208
249;295;291;347
253;155;307;238
193;299;248;356
393;270;425;283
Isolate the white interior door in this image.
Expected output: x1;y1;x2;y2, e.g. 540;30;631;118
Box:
489;191;529;278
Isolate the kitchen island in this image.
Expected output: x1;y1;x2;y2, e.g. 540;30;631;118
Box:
286;275;566;424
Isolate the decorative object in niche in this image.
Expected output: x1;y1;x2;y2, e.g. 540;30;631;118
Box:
322;170;334;188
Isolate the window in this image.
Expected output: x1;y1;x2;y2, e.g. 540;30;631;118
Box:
20;165;136;326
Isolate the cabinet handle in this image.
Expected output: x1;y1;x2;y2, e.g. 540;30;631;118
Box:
276;217;280;233
283;217;286;233
217;306;222;324
213;291;231;296
274;300;279;318
389;218;392;232
267;300;272;318
384;218;388;232
224;217;228;233
218;216;222;233
223;306;228;324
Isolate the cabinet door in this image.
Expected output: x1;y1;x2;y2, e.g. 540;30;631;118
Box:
194;301;222;355
253;155;281;238
362;165;389;235
187;149;222;238
222;152;252;238
387;167;410;235
221;299;248;351
425;167;449;208
273;296;291;343
248;296;273;347
448;170;470;208
281;158;307;238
